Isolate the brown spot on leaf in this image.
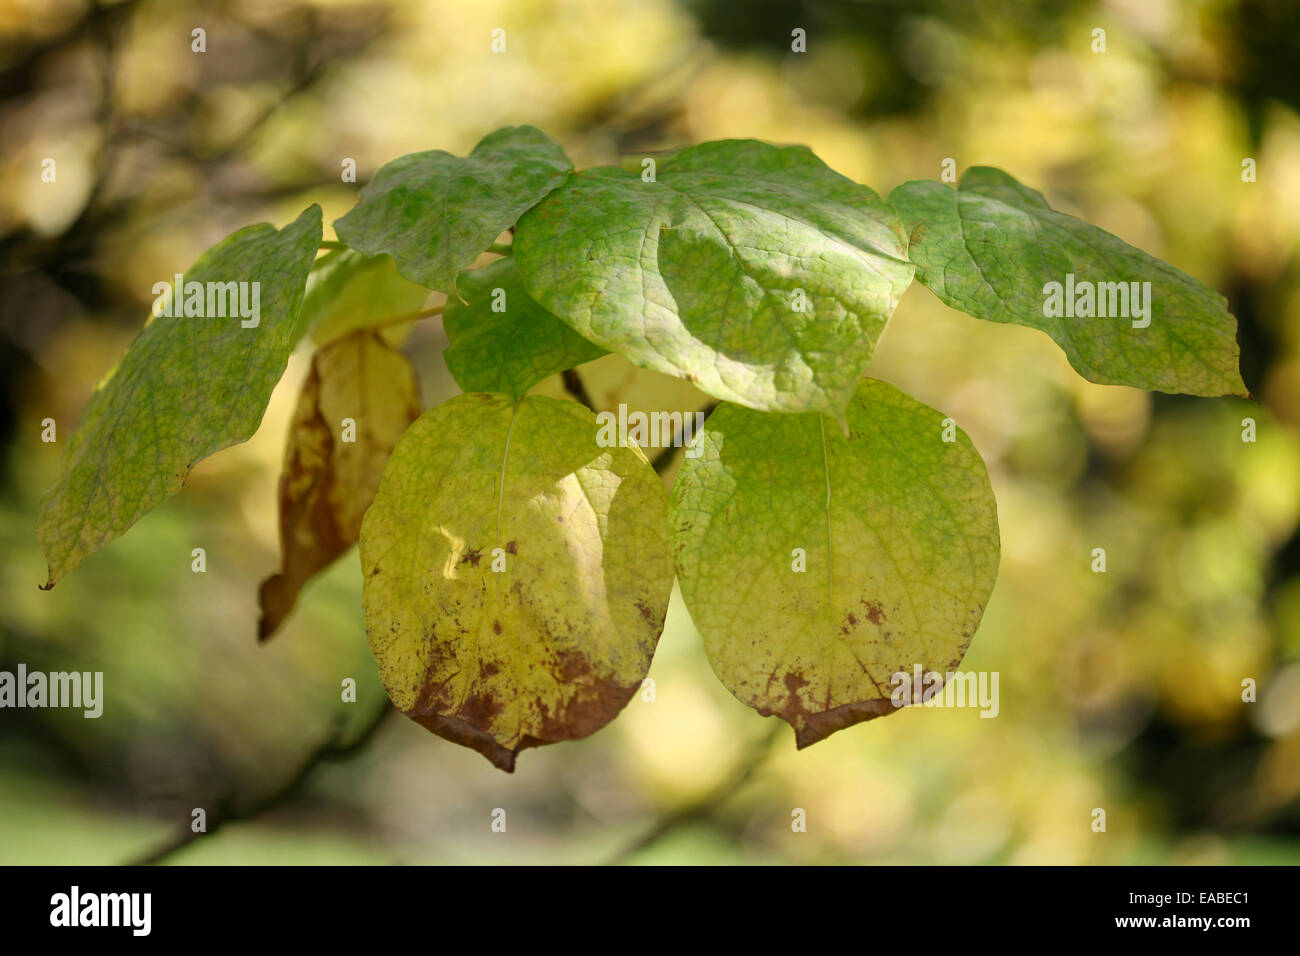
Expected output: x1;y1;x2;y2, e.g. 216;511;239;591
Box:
555;648;593;683
409;712;522;772
793;698;898;748
403;641;646;774
762;668;899;748
460;691;503;727
783;672;809;695
860;599;886;626
529;649;644;743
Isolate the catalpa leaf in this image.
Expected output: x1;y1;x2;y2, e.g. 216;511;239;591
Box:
889;168;1246;397
360;393;673;771
513;139;915;419
258;331;421;642
37;204;323;587
300;248;430;346
670;379;1000;747
334;126;573;292
443;256;605;397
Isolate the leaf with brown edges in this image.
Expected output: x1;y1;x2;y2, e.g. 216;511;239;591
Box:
360;393;673;771
258;331;420;641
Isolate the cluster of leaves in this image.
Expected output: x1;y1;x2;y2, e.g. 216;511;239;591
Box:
37;127;1245;772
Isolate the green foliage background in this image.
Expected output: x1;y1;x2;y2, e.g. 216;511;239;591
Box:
1;0;1299;864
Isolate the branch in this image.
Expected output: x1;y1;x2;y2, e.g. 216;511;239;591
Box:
562;368;596;410
129;703;393;866
651;401;718;474
605;720;782;864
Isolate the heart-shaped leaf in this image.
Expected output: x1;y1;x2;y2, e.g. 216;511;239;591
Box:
670;379;1000;746
514;140;915;419
361;393;673;771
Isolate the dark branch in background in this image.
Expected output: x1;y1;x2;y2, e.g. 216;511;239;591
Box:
0;0;390;483
606;720;782;865
567;42;710;156
562;368;595;410
559;375;715;473
652;401;718;474
0;0;143;94
128;703;392;866
0;1;387;309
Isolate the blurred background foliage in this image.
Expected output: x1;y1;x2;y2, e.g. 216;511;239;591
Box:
2;0;1299;864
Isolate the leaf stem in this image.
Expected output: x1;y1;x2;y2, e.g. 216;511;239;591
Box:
367;302;445;331
318;240;347;250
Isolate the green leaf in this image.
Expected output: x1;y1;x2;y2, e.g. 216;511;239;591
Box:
360;393;673;772
889;168;1246;397
300;248;430;346
443;256;605;396
513;139;915;419
334;126;573;292
669;379;1000;747
37;204;323;587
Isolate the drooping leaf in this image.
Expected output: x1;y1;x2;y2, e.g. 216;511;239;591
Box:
258;331;421;642
443;256;605;396
889;168;1246;397
37;204;323;587
299;248;431;346
334;126;573;292
513;139;915;419
361;393;673;771
669;379;1000;747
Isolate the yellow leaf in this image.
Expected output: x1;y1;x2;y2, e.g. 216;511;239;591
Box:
360;393;673;771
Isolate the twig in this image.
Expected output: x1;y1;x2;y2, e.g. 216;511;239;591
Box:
651;401;718;474
193;12;328;167
129;703;393;865
562;368;595;410
606;720;782;864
